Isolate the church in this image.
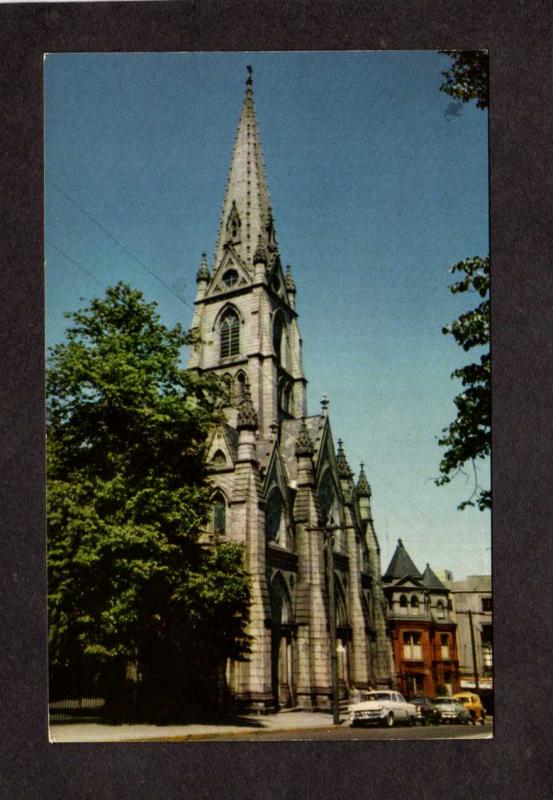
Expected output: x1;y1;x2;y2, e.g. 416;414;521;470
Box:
188;69;394;711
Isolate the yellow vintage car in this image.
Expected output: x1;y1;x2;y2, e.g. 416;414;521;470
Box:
451;692;487;724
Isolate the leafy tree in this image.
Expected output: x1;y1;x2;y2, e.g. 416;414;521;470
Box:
436;51;490;510
440;50;489;109
47;283;250;717
436;257;490;511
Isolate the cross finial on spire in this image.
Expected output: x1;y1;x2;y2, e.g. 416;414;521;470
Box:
320;395;329;416
246;65;253;85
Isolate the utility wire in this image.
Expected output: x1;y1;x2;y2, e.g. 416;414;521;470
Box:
46;182;471;564
46;239;108;291
46;177;195;313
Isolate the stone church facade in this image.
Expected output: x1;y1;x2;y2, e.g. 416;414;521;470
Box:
188;71;394;711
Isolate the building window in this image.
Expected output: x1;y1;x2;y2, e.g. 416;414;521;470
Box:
211;449;227;466
273;313;283;367
212;493;226;536
223;269;238;288
220;309;239;358
403;632;422;660
234;371;247;404
265;490;284;544
482;597;492;613
399;594;408;610
436;600;445;620
440;633;450;659
481;624;493;672
409;595;419;616
317;470;335;525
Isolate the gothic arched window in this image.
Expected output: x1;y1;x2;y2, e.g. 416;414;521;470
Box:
265;490;284;543
220;308;239;358
234;371;247;404
211;493;226;535
318;469;335;524
211;449;227;466
273;313;283;367
436;600;445;620
399;594;408;609
410;595;420;615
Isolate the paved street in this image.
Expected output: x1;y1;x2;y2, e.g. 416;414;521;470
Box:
50;712;492;743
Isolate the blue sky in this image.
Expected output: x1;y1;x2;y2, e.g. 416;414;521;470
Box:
45;51;490;580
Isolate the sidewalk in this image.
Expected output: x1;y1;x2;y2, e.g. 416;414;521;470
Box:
49;709;346;743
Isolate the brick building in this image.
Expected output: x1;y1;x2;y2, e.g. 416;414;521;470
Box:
187;70;394;710
383;539;459;697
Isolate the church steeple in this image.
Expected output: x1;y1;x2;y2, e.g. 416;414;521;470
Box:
214;67;276;272
188;71;307;438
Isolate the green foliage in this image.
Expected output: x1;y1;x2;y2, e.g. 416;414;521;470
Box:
440;50;489;110
437;51;490;511
436;258;490;511
47;283;250;713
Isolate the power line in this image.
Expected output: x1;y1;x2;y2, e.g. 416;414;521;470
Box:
46;177;194;313
46;181;484;569
46;239;108;291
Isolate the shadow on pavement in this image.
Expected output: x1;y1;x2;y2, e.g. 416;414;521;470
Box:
51;707;268;729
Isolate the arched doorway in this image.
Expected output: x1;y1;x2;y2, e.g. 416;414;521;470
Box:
270;573;295;708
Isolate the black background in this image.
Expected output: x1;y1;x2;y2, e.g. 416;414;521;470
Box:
1;1;552;797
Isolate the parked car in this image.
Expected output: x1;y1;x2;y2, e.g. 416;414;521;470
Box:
451;692;487;724
410;695;442;725
432;697;472;724
349;690;418;728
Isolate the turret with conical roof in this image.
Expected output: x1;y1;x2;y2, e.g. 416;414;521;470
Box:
383;538;422;582
421;563;447;591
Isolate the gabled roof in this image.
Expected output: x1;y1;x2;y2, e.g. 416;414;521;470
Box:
383;539;422;581
421;563;448;591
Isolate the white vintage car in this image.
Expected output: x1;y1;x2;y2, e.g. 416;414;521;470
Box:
349;690;418;728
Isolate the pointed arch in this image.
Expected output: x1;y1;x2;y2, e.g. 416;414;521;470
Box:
219;307;240;358
265;487;286;544
272;310;284;367
270;571;293;626
234;370;247;404
317;467;336;525
211;490;227;535
211;449;227;466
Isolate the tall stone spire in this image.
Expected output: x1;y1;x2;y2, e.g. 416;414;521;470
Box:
214;67;276;272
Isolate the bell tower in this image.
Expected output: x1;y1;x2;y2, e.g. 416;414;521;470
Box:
188;69;307;438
